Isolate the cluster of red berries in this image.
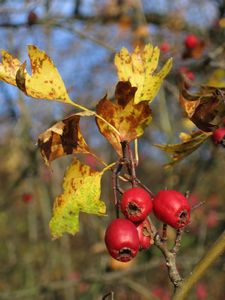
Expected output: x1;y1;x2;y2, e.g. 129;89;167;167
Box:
105;188;191;262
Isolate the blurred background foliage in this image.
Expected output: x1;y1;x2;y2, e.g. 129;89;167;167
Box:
0;0;224;299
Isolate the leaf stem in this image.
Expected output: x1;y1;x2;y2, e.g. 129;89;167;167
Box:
67;97;121;137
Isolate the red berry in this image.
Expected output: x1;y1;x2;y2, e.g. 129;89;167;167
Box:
184;34;199;49
104;219;139;262
160;42;170;53
120;187;153;222
136;219;153;250
153;190;191;229
212;127;225;145
22;193;33;203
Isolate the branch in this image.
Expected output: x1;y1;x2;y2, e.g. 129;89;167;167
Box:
0;12;205;33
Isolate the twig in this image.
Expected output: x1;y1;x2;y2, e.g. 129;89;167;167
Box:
172;229;184;255
102;291;114;300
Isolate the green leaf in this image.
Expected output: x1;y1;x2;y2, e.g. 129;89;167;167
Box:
49;159;108;239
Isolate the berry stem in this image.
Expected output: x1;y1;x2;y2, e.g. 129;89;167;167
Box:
162;223;168;243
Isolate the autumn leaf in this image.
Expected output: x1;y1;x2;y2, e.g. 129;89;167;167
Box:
114;43;172;104
0;50;21;86
14;45;72;103
180;83;225;132
96;81;152;156
49;159;109;239
38;114;90;165
207;69;225;88
155;131;211;167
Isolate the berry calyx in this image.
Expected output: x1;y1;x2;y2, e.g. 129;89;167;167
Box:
136;219;153;250
120;187;153;222
104;219;139;262
153;190;191;229
212;127;225;146
184;34;199;49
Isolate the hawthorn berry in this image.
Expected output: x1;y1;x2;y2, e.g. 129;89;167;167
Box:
212;127;225;146
22;193;33;203
136;219;153;250
104;219;139;262
153;190;191;229
160;42;170;53
184;34;199;49
120;187;153;222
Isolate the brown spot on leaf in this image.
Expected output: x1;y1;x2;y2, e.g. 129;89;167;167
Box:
38;114;90;165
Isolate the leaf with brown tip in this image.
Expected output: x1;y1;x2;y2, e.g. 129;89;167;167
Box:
96;81;152;156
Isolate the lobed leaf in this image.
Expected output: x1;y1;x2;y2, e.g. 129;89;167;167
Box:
49;159;107;239
96;81;152;156
155;131;211;167
15;45;72;103
114;44;173;104
38;114;90;165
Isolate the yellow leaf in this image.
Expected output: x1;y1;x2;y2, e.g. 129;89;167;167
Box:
96;81;152;156
49;159;108;239
0;50;21;86
207;69;225;88
15;45;72;103
114;44;172;104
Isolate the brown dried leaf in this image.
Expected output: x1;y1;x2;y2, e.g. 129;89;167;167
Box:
155;131;211;167
38;114;90;165
96;81;152;156
180;83;225;132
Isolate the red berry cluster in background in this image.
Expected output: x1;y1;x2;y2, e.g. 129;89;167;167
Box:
105;187;191;262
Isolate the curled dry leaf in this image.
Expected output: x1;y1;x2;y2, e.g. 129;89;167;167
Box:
38;114;90;165
114;43;173;104
96;81;152;156
155;131;211;168
180;83;225;132
49;159;108;239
